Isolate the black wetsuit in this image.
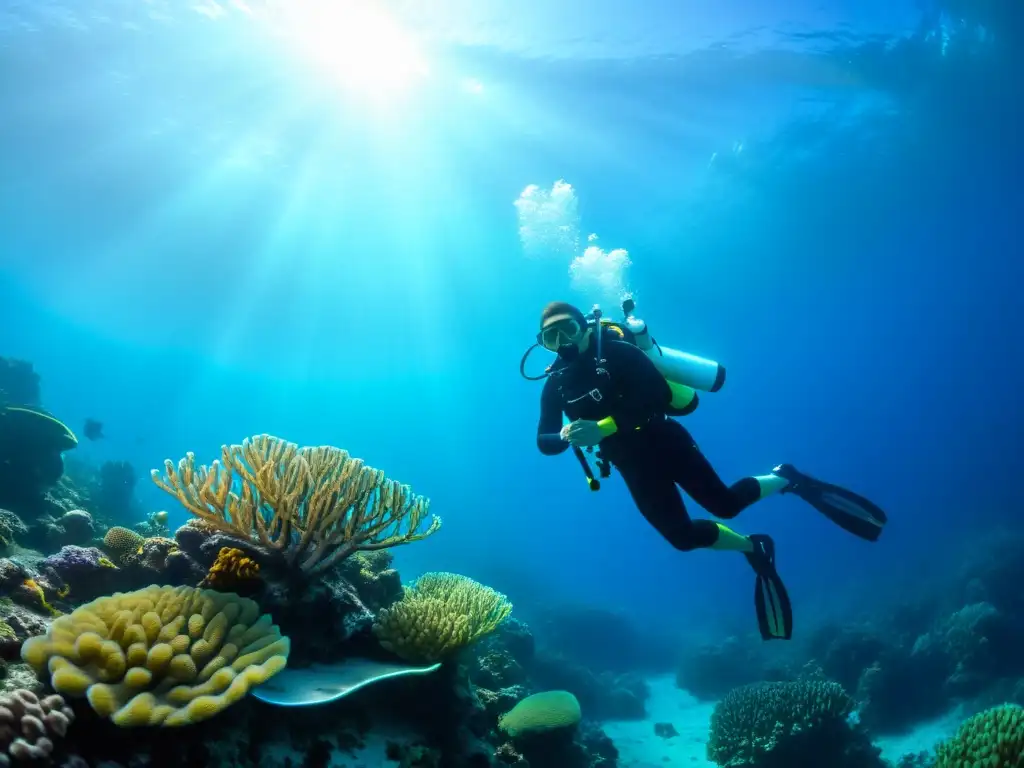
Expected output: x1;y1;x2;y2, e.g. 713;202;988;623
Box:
537;337;762;551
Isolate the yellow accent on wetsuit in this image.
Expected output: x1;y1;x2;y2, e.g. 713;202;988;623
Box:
667;381;697;411
710;523;754;553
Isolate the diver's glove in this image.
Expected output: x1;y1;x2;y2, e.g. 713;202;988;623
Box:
561;419;609;447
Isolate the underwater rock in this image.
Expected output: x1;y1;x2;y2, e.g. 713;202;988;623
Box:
0;358;40;409
0;406;77;515
476;685;528;725
475;649;528;690
0;558;65;623
25;509;96;553
530;603;673;674
483;618;536;668
530;652;650;720
95;460;139;521
675;633;796;700
385;741;443;767
39;546;121;601
0;510;28;550
806;621;891;695
505;720;618;768
0;661;45;696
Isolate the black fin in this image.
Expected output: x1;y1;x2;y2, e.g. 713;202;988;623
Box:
745;535;794;641
776;464;887;542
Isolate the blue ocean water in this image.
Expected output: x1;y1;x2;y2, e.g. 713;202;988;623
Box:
1;0;1020;649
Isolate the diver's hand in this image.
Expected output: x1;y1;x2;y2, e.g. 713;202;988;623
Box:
562;419;605;447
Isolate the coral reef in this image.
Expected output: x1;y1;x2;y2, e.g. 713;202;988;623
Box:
373;572;512;663
21;584;290;726
151;434;442;575
933;703;1024;768
40;545;121;601
0;689;73;764
707;680;884;768
0;513;27;551
102;527;145;563
200;547;260;593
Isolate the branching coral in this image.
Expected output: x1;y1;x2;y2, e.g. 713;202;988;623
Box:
934;704;1024;767
21;584;289;727
373;572;512;663
151;434;441;575
707;680;855;766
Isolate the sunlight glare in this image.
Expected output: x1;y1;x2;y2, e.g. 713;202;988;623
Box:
277;1;428;100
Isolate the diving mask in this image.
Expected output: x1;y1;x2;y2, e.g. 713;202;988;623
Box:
538;317;584;351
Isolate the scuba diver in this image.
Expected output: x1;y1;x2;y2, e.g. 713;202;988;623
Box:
524;298;888;641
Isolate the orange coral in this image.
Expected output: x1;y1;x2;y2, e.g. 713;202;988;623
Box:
200;547;260;591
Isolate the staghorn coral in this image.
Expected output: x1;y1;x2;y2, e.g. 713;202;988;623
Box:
0;689;73;764
200;547;260;591
373;572;512;663
498;690;582;737
934;704;1024;767
20;584;290;727
707;680;856;766
151;434;441;575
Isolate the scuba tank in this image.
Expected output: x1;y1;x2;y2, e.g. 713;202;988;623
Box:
619;296;726;393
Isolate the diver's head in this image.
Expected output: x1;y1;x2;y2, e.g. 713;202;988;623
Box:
538;301;592;360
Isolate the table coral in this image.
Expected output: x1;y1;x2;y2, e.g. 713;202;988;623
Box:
21;584;289;727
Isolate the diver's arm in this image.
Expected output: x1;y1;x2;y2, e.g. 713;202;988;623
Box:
598;341;672;435
537;378;570;455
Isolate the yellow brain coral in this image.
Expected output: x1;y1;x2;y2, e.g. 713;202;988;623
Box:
934;704;1024;768
20;584;289;727
103;527;145;559
372;572;511;663
498;691;582;737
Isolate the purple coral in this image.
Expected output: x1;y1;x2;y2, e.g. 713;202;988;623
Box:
40;546;120;601
41;546;111;580
0;689;74;765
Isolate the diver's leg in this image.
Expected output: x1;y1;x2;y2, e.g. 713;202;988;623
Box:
617;463;720;552
661;420;783;519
